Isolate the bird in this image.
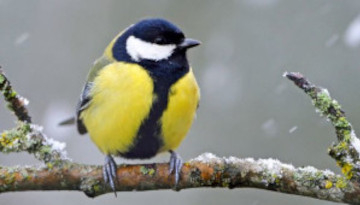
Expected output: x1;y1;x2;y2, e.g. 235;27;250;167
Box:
65;18;200;193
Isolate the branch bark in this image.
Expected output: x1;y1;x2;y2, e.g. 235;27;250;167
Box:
0;68;31;123
1;69;360;204
0;153;357;203
285;72;360;181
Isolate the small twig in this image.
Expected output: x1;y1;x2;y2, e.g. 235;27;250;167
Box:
285;72;360;181
0;122;67;164
0;67;31;123
0;67;66;164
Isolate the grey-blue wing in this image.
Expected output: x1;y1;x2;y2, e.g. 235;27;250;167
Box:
76;55;112;134
76;82;93;134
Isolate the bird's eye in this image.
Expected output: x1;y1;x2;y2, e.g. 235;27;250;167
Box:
154;37;165;44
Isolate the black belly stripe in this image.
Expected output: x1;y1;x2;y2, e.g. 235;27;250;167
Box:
119;58;189;159
119;81;169;159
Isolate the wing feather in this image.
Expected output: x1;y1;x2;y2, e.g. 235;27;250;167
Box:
76;55;113;134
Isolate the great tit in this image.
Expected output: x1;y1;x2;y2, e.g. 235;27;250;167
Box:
68;18;200;193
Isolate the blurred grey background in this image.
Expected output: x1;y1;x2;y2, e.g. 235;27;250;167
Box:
1;0;360;204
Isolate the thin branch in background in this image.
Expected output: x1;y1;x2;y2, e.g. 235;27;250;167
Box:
0;67;31;123
0;66;67;164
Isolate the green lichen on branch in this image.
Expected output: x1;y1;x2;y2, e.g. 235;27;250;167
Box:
140;165;156;176
0;69;31;122
0;122;32;153
285;72;360;182
0;162;101;193
0;67;66;166
0;122;66;165
1;153;359;204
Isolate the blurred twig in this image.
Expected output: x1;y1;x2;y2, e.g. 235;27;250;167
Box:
0;67;66;164
1;69;360;204
0;67;31;123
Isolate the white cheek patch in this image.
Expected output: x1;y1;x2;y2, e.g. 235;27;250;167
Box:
126;35;176;62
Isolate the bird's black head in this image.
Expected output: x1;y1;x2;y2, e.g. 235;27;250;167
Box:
112;18;200;63
132;18;185;45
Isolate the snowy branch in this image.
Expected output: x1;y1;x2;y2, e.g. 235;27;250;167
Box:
1;153;358;203
1;68;360;204
285;72;360;181
0;70;67;165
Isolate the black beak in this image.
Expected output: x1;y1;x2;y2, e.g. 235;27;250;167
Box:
178;38;201;49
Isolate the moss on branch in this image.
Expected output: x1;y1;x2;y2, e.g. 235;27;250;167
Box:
0;122;66;165
0;69;31;122
285;72;360;182
1;153;358;204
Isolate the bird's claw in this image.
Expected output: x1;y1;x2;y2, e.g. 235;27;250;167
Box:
103;155;118;196
169;150;183;189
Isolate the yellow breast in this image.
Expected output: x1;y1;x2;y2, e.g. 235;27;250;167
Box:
159;69;200;152
80;62;154;155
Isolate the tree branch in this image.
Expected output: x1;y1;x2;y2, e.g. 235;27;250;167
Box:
0;69;67;165
1;68;360;204
1;153;357;204
285;72;360;181
0;68;31;123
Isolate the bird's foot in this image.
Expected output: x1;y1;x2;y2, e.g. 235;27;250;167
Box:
103;155;118;196
169;150;183;189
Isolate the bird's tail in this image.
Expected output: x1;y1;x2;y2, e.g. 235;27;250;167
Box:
59;117;76;126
